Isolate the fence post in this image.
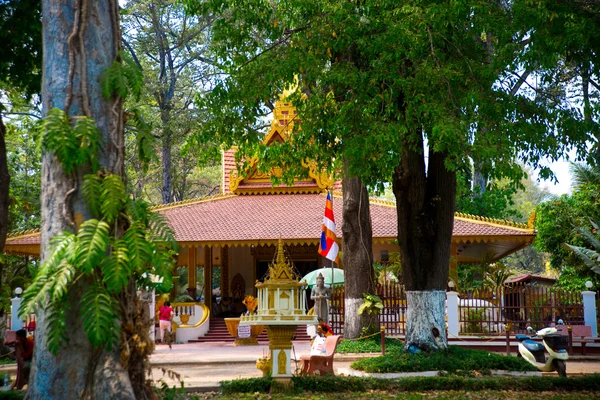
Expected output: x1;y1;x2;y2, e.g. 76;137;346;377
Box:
381;326;386;356
446;291;459;338
581;289;598;336
10;294;23;331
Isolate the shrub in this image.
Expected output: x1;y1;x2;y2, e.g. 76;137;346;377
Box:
351;345;537;373
336;335;403;354
219;375;600;394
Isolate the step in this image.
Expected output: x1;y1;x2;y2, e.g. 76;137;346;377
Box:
190;320;313;343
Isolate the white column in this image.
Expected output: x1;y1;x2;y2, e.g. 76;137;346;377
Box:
150;289;156;342
446;291;460;337
10;297;23;331
265;289;269;313
582;290;598;336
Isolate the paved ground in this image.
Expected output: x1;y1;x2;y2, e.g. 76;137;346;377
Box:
148;341;600;390
1;341;599;391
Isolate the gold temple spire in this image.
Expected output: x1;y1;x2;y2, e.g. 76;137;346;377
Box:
267;238;294;282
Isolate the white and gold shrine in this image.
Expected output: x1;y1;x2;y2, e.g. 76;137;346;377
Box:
240;238;317;383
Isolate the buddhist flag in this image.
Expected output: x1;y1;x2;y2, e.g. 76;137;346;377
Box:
318;191;340;264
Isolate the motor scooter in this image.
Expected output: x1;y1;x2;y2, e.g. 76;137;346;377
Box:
516;327;568;377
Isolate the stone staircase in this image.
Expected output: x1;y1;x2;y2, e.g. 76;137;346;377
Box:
189;318;312;343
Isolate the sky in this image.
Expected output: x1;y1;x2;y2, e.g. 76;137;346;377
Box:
539;159;572;195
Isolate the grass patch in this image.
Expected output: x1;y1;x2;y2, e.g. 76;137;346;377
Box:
351;345;537;373
220;375;600;395
0;392;24;400
336;335;403;354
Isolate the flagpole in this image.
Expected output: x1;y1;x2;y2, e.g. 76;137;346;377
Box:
330;190;334;312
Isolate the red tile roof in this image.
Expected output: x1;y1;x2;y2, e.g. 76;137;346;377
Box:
505;274;557;284
4;193;535;249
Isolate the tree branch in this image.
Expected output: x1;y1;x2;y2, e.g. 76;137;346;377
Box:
122;38;144;72
510;70;531;96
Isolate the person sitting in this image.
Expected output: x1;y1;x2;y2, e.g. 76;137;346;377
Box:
5;329;34;390
318;317;334;337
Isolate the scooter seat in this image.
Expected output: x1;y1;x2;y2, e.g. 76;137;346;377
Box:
521;339;544;353
516;334;529;342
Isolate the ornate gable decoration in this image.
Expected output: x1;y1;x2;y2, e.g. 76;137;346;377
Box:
228;95;334;195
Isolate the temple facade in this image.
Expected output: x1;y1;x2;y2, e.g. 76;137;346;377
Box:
4;98;537;313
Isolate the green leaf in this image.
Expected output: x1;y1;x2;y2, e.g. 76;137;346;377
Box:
82;174;104;217
80;283;120;350
19;267;53;318
565;244;600;275
148;212;176;247
50;260;77;302
101;175;127;223
101;241;131;293
127;108;156;170
75;219;111;274
357;303;368;315
46;232;78;269
73;116;102;172
46;302;69;354
123;222;152;273
42;108;78;174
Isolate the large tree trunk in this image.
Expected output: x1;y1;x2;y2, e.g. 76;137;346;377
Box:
30;1;135;398
392;137;456;351
342;166;375;339
0;115;9;343
0;115;8;276
161;120;173;204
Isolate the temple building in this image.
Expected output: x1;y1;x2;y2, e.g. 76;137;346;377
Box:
3;98;537;313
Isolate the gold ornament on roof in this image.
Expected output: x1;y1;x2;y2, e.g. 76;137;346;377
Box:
268;238;294;282
527;210;537;229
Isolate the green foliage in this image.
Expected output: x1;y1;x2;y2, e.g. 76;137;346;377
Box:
220;377;273;395
22;113;178;352
535;183;600;272
357;293;384;336
357;293;383;316
455;174;521;220
0;390;26;400
221;375;600;395
6;118;42;232
350;346;537;374
151;381;188;400
0;0;41;97
42;109;101;174
101;51;144;102
462;308;488;334
80;283;120;350
184;0;595;193
564;219;600;275
336;335;403;354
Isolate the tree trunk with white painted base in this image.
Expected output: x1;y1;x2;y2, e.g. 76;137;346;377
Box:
405;290;447;351
342;169;375;339
393;138;456;351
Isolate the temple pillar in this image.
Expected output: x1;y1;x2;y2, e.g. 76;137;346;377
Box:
204;245;212;312
449;242;458;286
187;246;197;300
222;245;230;298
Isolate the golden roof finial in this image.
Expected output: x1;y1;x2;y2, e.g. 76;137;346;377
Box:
267;238;294;282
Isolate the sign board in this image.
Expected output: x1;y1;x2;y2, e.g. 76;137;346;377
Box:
238;324;251;338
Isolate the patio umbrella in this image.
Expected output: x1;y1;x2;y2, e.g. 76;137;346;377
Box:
301;267;344;288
